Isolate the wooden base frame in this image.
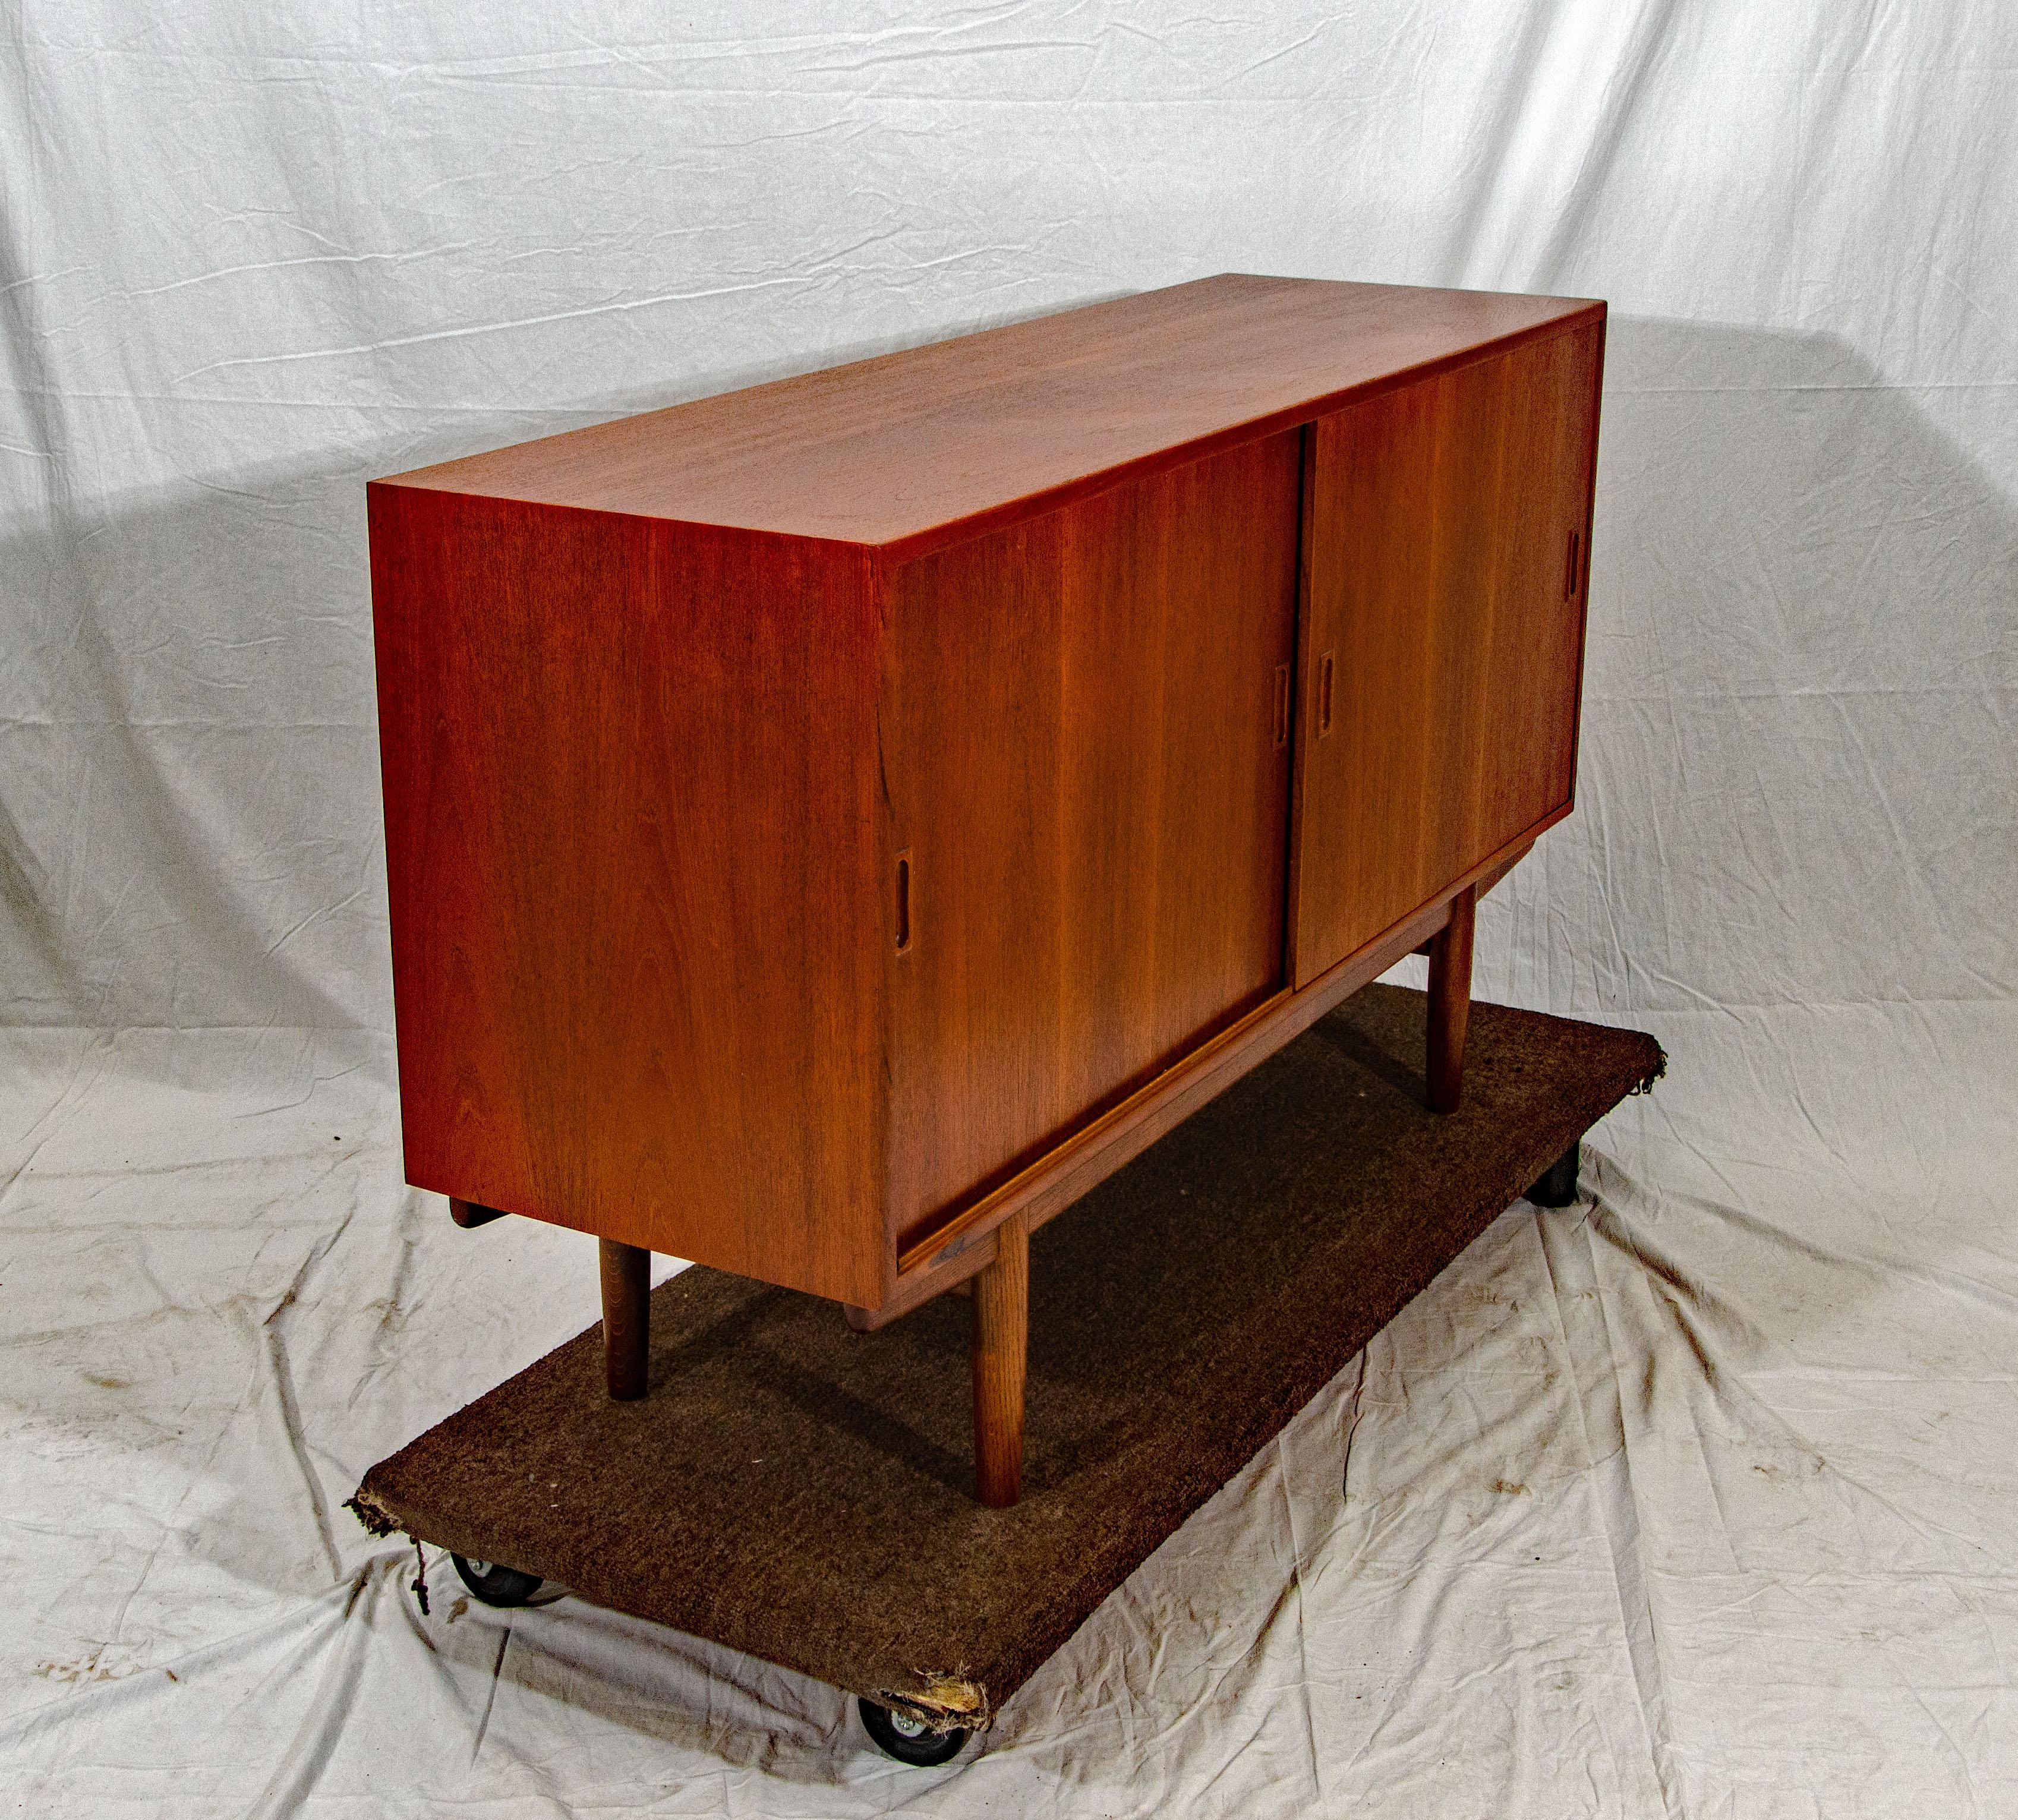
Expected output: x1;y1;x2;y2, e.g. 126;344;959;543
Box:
463;857;1514;1506
931;901;1480;1506
846;854;1512;1506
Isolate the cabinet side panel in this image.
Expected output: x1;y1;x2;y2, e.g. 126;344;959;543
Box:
879;433;1301;1249
1293;323;1602;985
371;491;884;1304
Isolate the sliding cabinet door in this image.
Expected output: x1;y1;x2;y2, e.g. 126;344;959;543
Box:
1291;321;1603;987
880;433;1302;1250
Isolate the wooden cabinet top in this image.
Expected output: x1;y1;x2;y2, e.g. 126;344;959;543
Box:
378;274;1600;559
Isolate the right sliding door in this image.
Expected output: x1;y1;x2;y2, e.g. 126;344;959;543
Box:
1291;319;1604;988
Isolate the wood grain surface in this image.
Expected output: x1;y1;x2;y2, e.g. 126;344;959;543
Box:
1291;318;1603;986
379;275;1600;559
878;433;1302;1253
371;277;1605;1320
371;491;888;1306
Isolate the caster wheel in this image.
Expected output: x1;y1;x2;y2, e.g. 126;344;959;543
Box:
450;1553;544;1608
857;1696;970;1766
1528;1143;1581;1209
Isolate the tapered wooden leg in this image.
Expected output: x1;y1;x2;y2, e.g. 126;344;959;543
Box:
1426;884;1476;1114
971;1212;1030;1508
599;1238;650;1401
449;1196;508;1229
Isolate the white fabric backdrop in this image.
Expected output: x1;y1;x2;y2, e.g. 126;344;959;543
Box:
4;4;2014;1814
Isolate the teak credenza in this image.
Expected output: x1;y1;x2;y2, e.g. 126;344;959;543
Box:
369;273;1605;1509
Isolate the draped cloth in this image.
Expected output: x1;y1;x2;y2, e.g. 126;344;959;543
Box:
3;5;2013;1813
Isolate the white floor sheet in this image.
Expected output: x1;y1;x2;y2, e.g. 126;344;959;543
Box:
4;5;2014;1815
4;1013;2013;1817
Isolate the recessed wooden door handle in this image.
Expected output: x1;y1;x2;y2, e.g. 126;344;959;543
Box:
1317;650;1336;737
894;850;913;952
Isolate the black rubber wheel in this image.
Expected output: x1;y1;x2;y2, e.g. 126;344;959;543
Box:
857;1697;970;1766
450;1553;544;1608
1527;1142;1582;1209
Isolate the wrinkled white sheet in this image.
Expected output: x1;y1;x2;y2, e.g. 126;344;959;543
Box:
3;4;2014;1815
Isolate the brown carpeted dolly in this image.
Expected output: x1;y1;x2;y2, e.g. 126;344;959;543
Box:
350;985;1661;1765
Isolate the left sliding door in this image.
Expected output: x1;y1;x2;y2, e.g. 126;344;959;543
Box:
876;432;1304;1253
